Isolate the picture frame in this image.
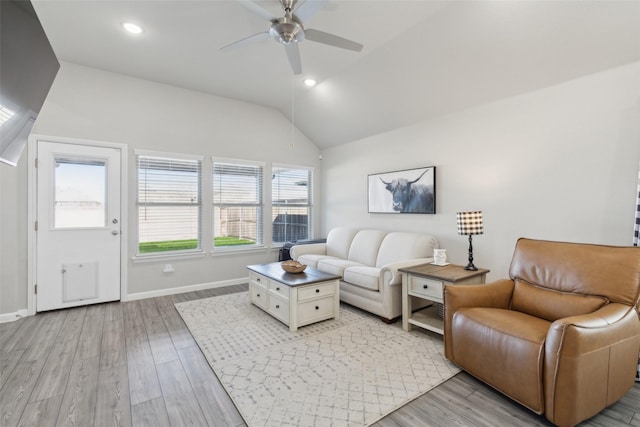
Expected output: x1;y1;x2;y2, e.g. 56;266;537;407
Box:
368;166;436;214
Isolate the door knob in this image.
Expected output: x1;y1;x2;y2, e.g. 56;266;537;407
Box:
112;230;120;235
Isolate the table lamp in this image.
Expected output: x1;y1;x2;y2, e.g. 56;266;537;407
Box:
457;211;483;271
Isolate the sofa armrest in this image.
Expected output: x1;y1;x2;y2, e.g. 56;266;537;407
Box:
544;303;640;427
290;243;327;260
381;258;434;287
443;279;514;359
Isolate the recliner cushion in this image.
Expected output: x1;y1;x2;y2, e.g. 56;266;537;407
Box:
343;266;381;291
451;307;550;414
511;280;609;322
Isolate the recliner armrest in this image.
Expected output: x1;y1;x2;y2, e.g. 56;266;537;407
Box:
544;303;640;427
290;243;327;260
546;303;639;355
444;279;514;359
444;279;514;312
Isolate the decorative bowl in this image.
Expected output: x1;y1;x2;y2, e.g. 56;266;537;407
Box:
281;260;307;274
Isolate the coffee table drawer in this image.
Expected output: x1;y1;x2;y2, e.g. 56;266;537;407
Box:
268;295;290;324
250;283;267;309
298;296;334;326
298;281;336;301
268;280;290;300
249;272;268;287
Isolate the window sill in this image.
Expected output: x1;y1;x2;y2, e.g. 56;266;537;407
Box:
132;250;206;263
211;246;267;256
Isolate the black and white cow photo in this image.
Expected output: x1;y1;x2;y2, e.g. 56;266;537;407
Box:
368;166;436;214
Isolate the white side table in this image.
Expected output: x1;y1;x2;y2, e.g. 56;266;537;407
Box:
400;263;489;335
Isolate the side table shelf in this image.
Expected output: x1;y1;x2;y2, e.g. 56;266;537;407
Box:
400;263;489;335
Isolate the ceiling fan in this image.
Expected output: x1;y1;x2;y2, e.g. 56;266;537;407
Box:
221;0;364;75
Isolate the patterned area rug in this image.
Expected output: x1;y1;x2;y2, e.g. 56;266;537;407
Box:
175;292;460;427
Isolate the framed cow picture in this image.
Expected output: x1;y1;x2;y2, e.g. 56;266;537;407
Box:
368;166;436;214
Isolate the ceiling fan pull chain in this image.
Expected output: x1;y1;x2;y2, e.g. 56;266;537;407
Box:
291;75;296;149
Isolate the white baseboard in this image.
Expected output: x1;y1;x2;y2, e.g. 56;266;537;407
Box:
0;309;29;323
0;280;247;320
125;277;247;301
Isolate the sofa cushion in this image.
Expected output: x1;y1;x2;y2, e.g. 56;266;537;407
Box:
297;254;338;269
318;259;364;277
512;280;609;322
376;232;438;267
326;227;359;259
343;266;381;291
347;230;388;266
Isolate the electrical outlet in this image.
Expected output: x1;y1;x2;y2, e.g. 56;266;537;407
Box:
163;264;174;273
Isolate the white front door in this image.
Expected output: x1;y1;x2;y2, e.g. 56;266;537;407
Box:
36;141;122;311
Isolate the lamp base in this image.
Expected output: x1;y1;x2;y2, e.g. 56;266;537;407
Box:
464;263;478;271
465;235;477;271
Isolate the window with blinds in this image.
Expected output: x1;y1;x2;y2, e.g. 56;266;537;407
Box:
136;152;202;254
272;165;312;244
213;158;264;250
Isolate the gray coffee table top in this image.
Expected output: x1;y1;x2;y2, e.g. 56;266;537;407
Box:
247;262;341;287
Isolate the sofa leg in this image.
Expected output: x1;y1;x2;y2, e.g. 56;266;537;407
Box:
380;316;400;324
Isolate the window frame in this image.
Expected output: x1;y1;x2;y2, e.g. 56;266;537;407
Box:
271;163;313;246
135;149;203;258
212;156;265;253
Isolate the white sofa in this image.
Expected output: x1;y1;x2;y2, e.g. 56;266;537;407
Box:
290;227;438;321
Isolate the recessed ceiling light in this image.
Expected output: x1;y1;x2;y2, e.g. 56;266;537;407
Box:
122;22;143;34
304;79;317;87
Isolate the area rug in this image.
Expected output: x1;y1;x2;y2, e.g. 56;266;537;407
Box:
175;292;460;427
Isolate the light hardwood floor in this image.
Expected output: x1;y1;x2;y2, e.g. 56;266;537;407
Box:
1;284;638;427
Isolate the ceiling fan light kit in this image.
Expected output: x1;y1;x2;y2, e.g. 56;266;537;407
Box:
270;16;305;45
222;0;363;75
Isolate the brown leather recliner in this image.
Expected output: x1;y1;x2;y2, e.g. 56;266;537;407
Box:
444;238;640;427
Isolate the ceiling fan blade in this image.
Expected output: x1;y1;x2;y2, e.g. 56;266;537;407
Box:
220;31;271;51
293;0;327;23
284;44;302;75
234;0;276;22
304;29;363;52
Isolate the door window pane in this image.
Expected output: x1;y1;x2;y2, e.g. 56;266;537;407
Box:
54;157;106;228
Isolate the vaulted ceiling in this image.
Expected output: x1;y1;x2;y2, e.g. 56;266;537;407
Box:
31;0;640;148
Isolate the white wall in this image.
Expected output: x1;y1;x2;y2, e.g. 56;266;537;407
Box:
3;60;638;315
321;61;640;281
0;62;321;314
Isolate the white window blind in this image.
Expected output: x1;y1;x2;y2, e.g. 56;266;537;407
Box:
137;153;202;254
272;165;312;244
213;158;264;250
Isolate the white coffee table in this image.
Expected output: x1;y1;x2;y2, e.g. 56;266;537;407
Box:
247;263;341;332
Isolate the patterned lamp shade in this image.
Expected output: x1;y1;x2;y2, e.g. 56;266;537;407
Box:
457;211;484;235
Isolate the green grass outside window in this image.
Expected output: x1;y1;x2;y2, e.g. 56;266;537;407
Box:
139;236;255;253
